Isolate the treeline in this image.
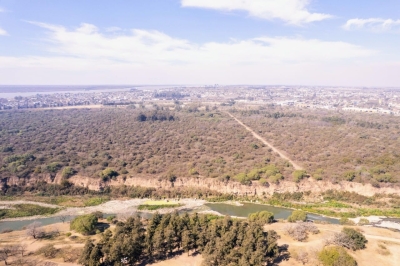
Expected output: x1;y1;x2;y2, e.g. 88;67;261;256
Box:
232;109;302;119
153;91;187;99
0;182;233;202
79;213;280;266
136;111;175;122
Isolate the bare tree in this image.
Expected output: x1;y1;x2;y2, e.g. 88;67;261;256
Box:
16;244;28;257
26;222;44;239
0;247;12;265
59;215;68;223
291;249;309;265
285;222;319;242
325;232;356;250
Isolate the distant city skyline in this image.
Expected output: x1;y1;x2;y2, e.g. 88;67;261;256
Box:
0;0;400;86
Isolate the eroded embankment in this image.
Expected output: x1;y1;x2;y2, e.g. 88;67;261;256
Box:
1;173;400;198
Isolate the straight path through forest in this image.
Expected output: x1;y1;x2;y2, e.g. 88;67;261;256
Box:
227;112;304;170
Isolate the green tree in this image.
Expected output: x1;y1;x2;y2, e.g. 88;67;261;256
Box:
61;166;76;178
70;214;98;235
79;240;95;266
99;168;119;181
292;170;307;182
287;210;307;223
318;246;357;266
88;245;102;266
248;211;274;225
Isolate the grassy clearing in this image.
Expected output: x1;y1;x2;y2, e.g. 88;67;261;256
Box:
83;197;110;207
0;204;60;219
264;199;400;218
143;200;181;205
138;201;183;210
0;195;111;207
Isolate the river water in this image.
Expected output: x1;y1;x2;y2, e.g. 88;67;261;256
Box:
205;202;339;224
0;202;338;232
0;212;153;232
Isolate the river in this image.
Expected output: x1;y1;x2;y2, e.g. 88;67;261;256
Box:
205;202;339;224
0;202;338;232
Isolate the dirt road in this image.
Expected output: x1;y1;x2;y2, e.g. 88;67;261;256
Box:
227;112;303;170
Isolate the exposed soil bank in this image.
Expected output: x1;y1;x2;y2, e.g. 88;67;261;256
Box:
2;171;400;198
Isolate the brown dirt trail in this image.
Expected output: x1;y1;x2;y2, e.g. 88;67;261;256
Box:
227;112;304;170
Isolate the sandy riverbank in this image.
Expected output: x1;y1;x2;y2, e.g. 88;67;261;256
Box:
0;199;207;222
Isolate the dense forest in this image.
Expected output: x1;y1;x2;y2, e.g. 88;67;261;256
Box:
0;107;291;187
1;104;400;190
79;212;280;266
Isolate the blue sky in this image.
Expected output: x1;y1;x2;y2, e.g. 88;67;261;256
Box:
0;0;400;86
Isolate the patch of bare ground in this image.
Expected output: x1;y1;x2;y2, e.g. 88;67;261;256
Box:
266;222;400;266
149;254;203;266
0;222;89;266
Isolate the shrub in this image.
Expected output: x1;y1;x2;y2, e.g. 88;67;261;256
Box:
259;178;269;186
339;218;355;226
99;168;119;181
106;215;116;222
314;173;323;181
46;162;62;173
358;218;369;226
91;211;104;219
288;210;307;222
342;227;367;250
36;244;59;258
343;171;356;182
318;246;357;266
61;167;76;178
293;170;307;183
248;211;274;224
375;173;393;183
189;168;199;175
65;232;72;237
313;169;324;180
326;228;367;251
290;248;309;265
70;214;98;235
269;174;283;184
247;169;261;180
377;243;390;256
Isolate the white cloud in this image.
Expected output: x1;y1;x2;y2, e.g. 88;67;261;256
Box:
19;22;374;65
344;18;400;31
0;22;389;86
0;27;7;36
105;26;122;33
0;7;7;36
181;0;332;25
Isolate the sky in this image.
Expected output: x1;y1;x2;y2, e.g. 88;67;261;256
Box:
0;0;400;86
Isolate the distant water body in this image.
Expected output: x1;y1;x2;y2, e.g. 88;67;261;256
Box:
0;85;181;99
